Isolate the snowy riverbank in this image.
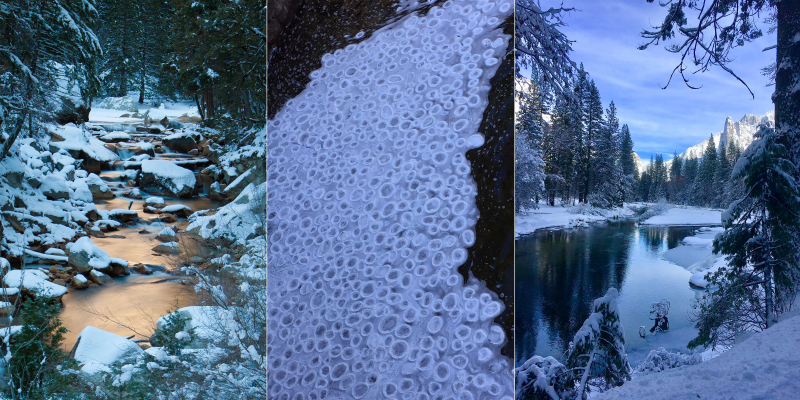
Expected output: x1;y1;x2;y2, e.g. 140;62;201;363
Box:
596;312;800;400
640;206;723;226
515;203;638;236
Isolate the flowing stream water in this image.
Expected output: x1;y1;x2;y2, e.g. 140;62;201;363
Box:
515;220;715;366
53;129;221;349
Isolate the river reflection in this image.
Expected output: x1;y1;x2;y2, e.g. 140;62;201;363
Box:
515;220;708;366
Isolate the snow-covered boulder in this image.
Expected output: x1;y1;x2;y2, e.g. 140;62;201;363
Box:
40;175;71;200
71;181;94;203
86;173;114;199
88;269;111;285
67;236;111;273
109;209;138;223
3;269;67;298
159;204;192;218
222;166;256;199
99;132;131;143
71;273;90;289
140;160;196;197
72;326;144;375
155;227;177;242
163;132;198;154
152;242;181;254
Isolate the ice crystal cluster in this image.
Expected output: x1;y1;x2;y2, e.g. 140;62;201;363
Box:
267;1;513;399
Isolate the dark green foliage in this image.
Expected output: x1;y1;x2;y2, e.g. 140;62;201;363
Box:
691;127;800;349
4;297;86;399
565;288;630;398
149;305;194;356
167;0;266;124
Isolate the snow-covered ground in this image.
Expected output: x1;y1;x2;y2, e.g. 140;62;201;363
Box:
640;206;723;226
515;203;637;236
88;94;201;125
596;313;800;400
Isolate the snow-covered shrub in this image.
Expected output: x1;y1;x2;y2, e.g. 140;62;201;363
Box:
148;304;195;356
567;202;606;216
565;287;630;397
637;199;671;221
632;347;702;376
515;355;573;400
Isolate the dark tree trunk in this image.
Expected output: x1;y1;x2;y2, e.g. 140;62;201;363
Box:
777;0;800;166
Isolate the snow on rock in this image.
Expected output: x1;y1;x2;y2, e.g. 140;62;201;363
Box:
68;236;111;273
139;160;196;197
85;173;114;199
515;203;636;236
596;314;800;400
3;269;67;298
99;132;131;143
159;204;192;217
689;256;728;288
40;175;71;200
73;326;144;375
188;182;264;246
640;206;722;226
152;241;181;254
48;124;119;163
71;180;94;203
155;227;177;242
267;1;514;398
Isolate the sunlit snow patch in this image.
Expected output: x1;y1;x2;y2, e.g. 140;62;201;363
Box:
267;0;513;399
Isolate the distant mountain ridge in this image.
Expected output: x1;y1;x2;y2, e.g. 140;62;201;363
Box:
633;111;775;175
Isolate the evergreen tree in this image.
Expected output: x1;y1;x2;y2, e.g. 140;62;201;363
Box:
669;152;683;201
618;124;637;202
542;93;576;206
582;79;603;203
713;144;732;207
697;135;718;206
5;297;83;398
566;288;630;397
691;127;800;349
516;80;547;211
590;101;618;208
168;0;266;125
0;0;102;158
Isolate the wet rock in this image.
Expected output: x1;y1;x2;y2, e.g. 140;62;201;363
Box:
109;209;138;223
153;242;181;254
160;117;169;127
87;270;111;285
71;274;90;289
160;204;193;218
163;132;198;154
155;227;177;242
160;214;177;223
132;263;153;274
188;149;199;156
53;278;66;286
123;188;142;199
138;229;150;234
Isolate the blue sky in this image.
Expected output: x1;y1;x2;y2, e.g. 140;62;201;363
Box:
533;1;776;160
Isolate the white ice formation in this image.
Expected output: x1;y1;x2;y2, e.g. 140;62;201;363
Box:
267;0;513;399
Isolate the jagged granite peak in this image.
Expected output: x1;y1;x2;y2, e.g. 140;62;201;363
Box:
680;111;775;160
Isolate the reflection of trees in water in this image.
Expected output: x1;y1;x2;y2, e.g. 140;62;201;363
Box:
641;226;667;253
515;221;635;364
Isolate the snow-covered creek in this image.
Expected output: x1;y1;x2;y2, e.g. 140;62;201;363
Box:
515;220;715;367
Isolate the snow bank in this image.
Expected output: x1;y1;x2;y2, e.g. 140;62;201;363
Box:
596;314;800;400
74;326;144;375
156;306;235;343
516;203;636;235
48;124;119;162
267;1;514;398
3;269;67;298
641;207;722;226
